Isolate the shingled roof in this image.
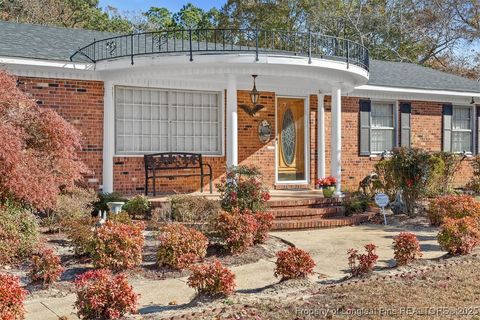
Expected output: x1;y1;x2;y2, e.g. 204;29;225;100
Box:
1;20;479;93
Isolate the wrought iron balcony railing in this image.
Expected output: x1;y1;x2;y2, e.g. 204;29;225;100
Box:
70;29;369;71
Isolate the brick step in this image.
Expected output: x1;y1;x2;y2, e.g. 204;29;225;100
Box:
271;213;375;231
269;206;344;220
267;197;342;209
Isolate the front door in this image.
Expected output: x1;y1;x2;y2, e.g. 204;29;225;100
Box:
277;98;306;182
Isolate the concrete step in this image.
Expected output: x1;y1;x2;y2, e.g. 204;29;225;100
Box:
269;206;344;220
267;197;342;209
271;212;375;231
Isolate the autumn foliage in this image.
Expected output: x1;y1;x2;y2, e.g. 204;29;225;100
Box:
274;247;316;280
74;269;138;320
187;260;236;296
437;217;480;255
157;223;208;270
28;247;64;287
427;195;480;226
347;243;379;276
92;221;145;271
0;273;27;320
0;70;86;210
393;232;423;266
215;209;258;254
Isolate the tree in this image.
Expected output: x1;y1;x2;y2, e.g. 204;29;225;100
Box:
143;3;220;30
0;71;87;210
0;0;133;32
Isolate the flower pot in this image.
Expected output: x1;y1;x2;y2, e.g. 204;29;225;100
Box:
322;186;335;198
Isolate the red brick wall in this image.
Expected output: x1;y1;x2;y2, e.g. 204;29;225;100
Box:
16;77;474;195
18;77;104;191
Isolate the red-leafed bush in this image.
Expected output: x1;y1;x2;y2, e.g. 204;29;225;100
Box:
437;217;480;255
253;212;274;244
74;269;138;320
215;209;258;254
274;247;316;281
427;195;480;226
28;247;64;287
393;232;423;266
187;260;236;296
347;243;379;276
0;273;27;320
157;223;208;270
0;70;87;210
92;221;145;271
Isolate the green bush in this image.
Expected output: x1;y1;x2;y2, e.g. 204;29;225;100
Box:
93;192;127;213
0;203;39;266
343;192;371;216
122;195;150;219
42;187;98;232
374;148;438;216
427;152;463;196
169;195;221;233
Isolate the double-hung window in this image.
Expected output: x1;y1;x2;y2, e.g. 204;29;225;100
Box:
370;102;395;153
115;86;223;155
451;106;473;153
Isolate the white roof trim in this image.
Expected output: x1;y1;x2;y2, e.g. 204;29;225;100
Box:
0;56;93;70
354;84;480;98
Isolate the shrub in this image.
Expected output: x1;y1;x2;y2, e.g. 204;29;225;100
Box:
75;269;138;320
393;232;423;266
108;211;133;225
427;195;480;226
28;247;64;287
253;212;274;244
437;217;480;255
42;187;97;233
93;192;127;213
216;165;270;213
467;155;480;193
92;221;145;271
0;204;39;266
374;148;437;216
343;192;371;216
157;223;208;269
426;152;462;196
0;273;27;320
63;215;97;256
347;243;379;276
169;195;221;233
274;247;316;280
187;260;236;296
0;70;87;210
122;195;150;219
215;209;258;254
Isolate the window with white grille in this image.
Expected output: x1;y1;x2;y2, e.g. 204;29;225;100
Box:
371;101;395;153
452;106;473;153
115;86;223;155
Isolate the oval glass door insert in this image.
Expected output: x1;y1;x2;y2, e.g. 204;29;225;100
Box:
281;108;296;165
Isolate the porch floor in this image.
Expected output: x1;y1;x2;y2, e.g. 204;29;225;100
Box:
147;188;325;203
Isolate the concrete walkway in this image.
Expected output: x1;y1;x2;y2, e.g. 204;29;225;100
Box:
272;224;444;279
25;224;444;320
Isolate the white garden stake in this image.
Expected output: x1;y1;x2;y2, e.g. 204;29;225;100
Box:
374;193;389;226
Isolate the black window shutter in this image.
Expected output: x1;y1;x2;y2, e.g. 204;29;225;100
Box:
399;102;411;148
442;104;453;152
477;106;480;154
359;99;371;156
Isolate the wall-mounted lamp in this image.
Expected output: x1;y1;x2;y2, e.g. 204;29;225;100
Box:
239;75;265;116
470;97;476;105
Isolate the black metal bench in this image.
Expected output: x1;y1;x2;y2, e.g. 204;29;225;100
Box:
144;152;213;196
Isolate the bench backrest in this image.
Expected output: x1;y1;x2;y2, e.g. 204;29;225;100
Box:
144;152;202;171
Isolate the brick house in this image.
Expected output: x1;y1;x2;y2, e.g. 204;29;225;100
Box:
2;21;480;196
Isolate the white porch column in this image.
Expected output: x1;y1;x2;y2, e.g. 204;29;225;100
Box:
102;81;114;193
226;75;238;167
330;87;342;196
317;93;326;179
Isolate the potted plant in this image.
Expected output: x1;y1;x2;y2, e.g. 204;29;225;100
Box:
317;176;337;198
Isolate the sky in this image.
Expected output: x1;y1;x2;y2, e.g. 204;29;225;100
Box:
99;0;227;13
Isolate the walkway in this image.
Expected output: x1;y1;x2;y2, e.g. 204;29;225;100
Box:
25;224;443;320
